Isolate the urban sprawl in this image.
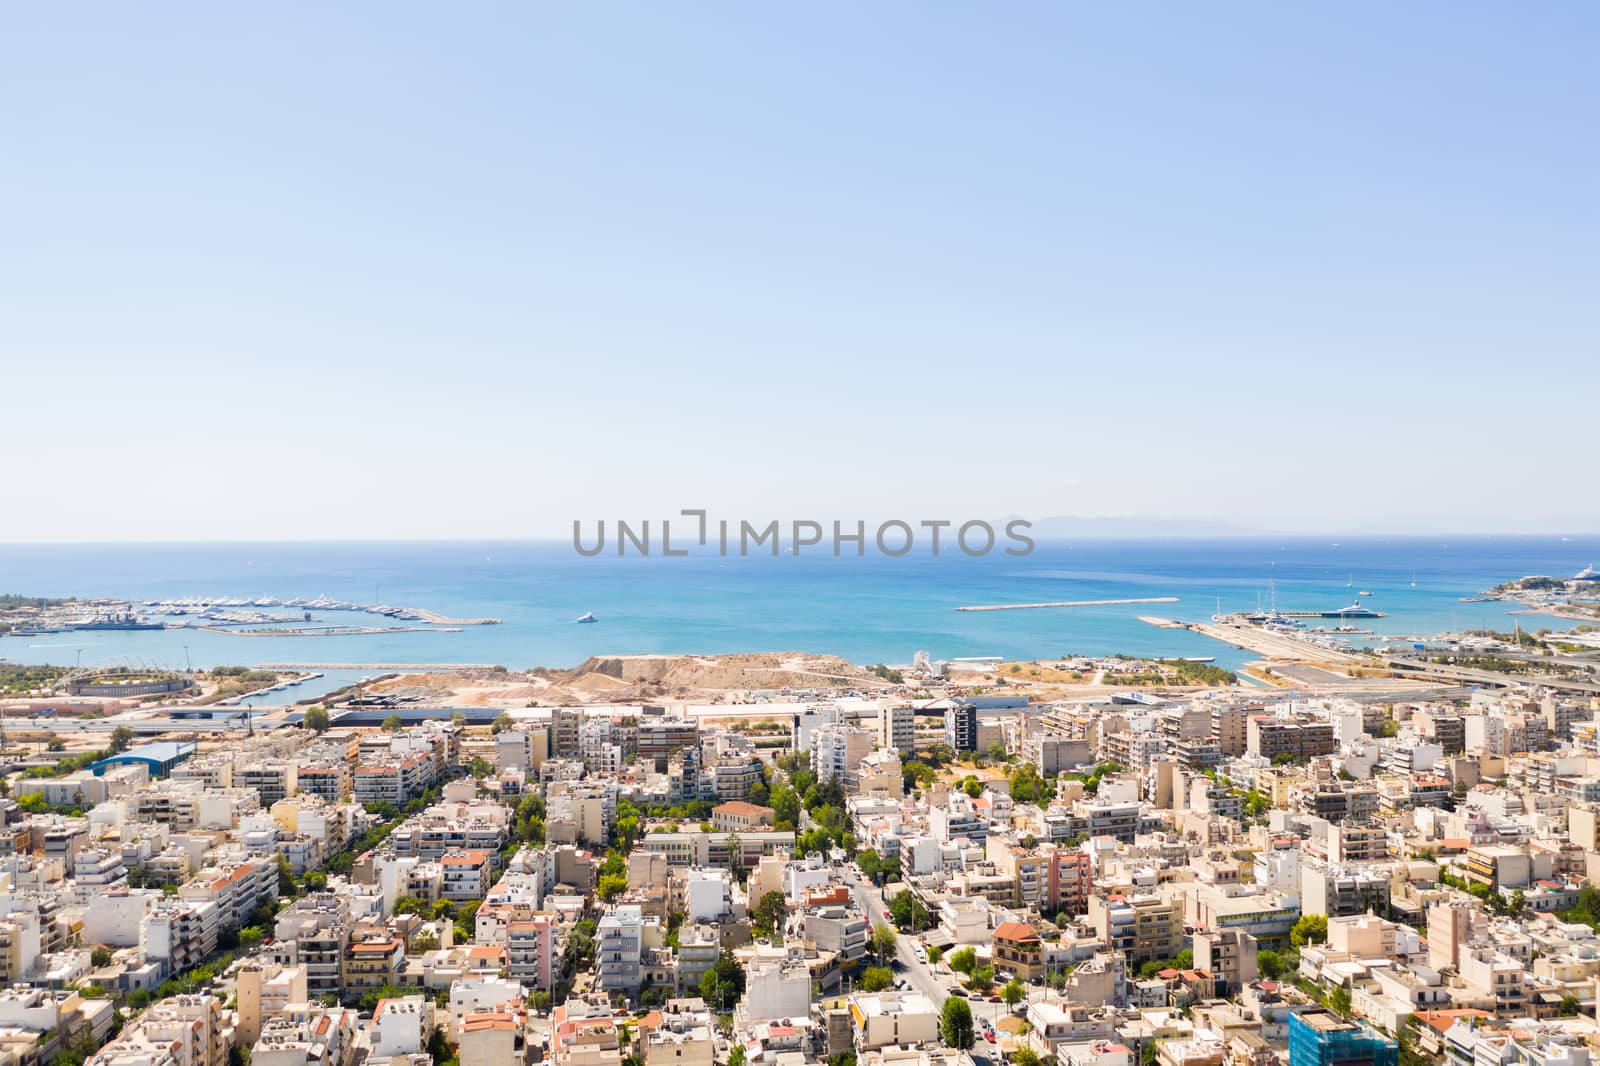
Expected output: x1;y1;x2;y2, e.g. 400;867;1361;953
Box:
6;649;1600;1066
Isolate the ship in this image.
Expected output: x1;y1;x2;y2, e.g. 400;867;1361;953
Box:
1576;564;1600;582
1320;603;1384;618
576;612;597;623
74;612;165;631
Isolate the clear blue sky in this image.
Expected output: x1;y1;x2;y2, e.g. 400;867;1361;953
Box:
3;3;1595;540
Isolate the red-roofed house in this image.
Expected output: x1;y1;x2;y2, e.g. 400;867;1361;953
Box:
995;921;1043;980
712;802;775;832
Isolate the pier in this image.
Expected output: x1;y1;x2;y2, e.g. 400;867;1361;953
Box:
1146;617;1363;664
194;625;461;637
956;597;1179;613
255;662;503;671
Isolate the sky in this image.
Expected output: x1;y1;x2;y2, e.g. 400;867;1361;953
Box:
2;3;1596;541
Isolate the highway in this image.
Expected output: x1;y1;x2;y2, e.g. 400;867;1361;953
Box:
1383;655;1600;694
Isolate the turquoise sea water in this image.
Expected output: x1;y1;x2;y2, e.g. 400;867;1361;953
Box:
1;538;1596;695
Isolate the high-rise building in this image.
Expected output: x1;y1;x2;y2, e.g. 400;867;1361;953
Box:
879;706;915;754
596;905;646;994
812;724;873;793
551;708;582;758
944;702;978;752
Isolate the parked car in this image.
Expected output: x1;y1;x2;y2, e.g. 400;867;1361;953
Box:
984;1032;996;1043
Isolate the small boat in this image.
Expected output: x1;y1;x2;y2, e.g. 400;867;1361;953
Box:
576;612;597;623
1357;590;1373;597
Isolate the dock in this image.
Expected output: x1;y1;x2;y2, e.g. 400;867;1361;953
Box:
1151;618;1363;664
195;625;461;637
956;597;1179;613
254;662;503;671
1138;616;1187;629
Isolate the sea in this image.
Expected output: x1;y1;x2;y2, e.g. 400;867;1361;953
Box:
1;536;1596;705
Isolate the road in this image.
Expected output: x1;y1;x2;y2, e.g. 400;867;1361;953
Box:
846;872;1007;1064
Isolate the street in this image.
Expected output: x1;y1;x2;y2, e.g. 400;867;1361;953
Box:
847;871;1007;1065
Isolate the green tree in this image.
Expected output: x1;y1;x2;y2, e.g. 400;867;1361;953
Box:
393;895;428;916
859;966;893;992
871;923;898;961
109;725;135;754
1328;986;1352;1019
889;890;928;932
961;776;983;798
698;951;745;1012
1174;948;1193;970
948;946;977;974
1013;1050;1042;1066
598;874;628;902
770;782;802;828
728;1046;746;1066
1258;950;1284;980
468;756;493;779
1290;914;1328;950
940;997;974;1049
970;964;994;991
753;891;788;939
381;714;403;732
1002;977;1026;1011
491;713;514;734
303;706;331;733
90;946;112;967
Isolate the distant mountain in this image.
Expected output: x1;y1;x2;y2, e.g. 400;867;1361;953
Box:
1016;515;1262;539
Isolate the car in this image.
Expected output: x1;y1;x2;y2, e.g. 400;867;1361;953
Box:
984;1032;996;1043
988;994;1002;1003
884;910;892;919
968;992;983;1000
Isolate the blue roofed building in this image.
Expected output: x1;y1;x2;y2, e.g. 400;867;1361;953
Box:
88;740;197;779
1288;1011;1398;1066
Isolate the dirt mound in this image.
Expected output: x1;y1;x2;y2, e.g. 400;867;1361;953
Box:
562;652;878;692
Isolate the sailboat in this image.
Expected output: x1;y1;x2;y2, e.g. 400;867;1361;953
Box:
576;612;597;624
1410;573;1417;588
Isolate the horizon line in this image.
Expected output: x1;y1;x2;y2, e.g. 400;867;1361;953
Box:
1;530;1597;548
